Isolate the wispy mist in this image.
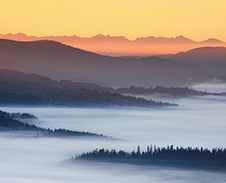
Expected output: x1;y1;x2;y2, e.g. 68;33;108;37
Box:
192;80;226;93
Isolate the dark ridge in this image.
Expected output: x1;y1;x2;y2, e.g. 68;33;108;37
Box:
175;47;226;61
0;69;177;107
0;90;177;107
0;110;107;138
71;145;226;171
0;69;111;94
0;38;102;58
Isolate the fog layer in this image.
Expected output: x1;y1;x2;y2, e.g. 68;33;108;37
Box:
1;96;226;182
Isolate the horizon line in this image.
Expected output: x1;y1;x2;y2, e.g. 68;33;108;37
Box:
1;32;226;43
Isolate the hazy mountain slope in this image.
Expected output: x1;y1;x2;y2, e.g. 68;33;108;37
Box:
1;69;224;99
0;39;210;87
171;47;226;63
167;47;226;80
0;69;112;93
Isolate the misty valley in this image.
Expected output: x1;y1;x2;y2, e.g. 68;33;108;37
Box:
1;95;226;183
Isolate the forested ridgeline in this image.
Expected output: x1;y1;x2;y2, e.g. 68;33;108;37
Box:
72;145;226;170
0;110;106;138
0;90;176;107
116;86;226;96
0;69;177;107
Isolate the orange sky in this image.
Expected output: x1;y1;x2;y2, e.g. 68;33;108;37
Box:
1;0;226;42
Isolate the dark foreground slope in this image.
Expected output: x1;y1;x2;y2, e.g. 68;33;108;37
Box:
0;39;209;87
71;146;226;171
0;69;176;107
0;110;106;138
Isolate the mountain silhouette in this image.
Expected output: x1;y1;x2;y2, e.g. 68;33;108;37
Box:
0;33;225;56
135;35;195;44
90;34;129;42
172;47;226;62
200;38;224;44
0;38;212;87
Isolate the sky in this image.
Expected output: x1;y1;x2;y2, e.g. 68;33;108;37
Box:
1;0;226;41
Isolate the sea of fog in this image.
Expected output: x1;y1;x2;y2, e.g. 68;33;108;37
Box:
1;96;226;183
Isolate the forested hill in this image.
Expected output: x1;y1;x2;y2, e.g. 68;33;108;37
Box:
0;68;111;94
0;90;176;107
116;86;226;97
0;69;177;107
72;145;226;171
0;110;107;138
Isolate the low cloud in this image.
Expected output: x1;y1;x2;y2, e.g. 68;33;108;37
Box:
1;100;226;182
192;79;226;93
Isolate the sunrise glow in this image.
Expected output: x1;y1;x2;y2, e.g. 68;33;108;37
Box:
1;0;226;41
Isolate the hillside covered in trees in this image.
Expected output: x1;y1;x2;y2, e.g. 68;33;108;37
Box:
71;145;226;171
116;86;226;97
0;90;176;107
0;110;107;138
0;69;177;107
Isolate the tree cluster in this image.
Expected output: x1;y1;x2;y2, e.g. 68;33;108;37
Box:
74;145;226;170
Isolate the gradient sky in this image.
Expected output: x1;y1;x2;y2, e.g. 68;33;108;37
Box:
1;0;226;41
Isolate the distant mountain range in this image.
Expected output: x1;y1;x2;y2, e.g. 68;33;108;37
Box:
0;33;225;56
0;38;215;87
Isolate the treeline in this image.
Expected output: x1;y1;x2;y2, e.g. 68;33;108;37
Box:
116;86;226;96
0;110;39;131
73;145;226;170
0;89;176;107
0;110;104;138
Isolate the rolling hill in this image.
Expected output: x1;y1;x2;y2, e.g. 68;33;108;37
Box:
165;47;226;80
0;39;210;87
